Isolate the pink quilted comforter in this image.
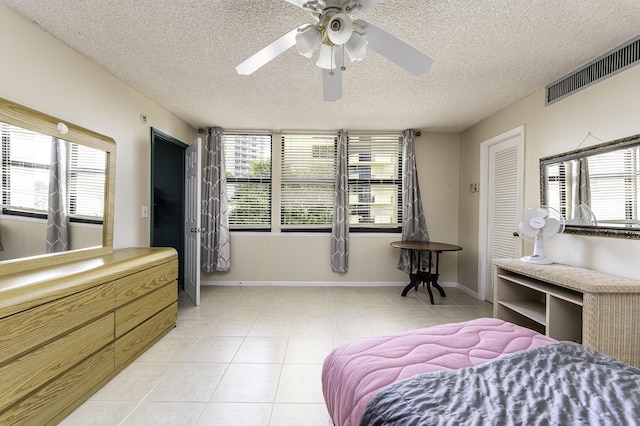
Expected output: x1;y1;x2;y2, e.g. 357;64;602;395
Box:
321;317;556;426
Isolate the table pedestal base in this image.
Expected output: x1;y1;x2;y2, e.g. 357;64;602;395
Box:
401;270;446;304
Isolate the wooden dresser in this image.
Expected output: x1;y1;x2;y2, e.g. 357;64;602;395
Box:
0;247;178;425
493;258;640;367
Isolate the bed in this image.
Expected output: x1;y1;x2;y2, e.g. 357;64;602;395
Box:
321;317;640;426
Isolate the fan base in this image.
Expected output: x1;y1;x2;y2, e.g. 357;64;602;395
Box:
520;255;553;265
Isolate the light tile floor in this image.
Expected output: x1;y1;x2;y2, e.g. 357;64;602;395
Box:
60;285;492;426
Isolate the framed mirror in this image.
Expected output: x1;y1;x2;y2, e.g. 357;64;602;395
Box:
0;97;116;276
540;133;640;239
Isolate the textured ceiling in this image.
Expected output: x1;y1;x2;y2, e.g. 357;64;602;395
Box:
3;0;640;132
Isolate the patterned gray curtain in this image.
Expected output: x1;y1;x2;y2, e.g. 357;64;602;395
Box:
331;130;349;272
398;129;429;272
571;158;592;224
201;127;231;272
46;137;68;253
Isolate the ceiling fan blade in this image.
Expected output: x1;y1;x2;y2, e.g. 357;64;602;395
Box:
323;46;343;102
236;26;302;75
354;19;433;76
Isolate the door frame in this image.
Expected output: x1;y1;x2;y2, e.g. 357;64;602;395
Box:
150;128;188;285
477;125;525;301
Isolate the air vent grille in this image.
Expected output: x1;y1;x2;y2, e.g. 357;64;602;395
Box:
546;35;640;105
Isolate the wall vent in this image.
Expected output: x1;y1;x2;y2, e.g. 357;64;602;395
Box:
545;35;640;105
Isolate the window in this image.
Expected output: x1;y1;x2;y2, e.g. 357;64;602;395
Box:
546;148;640;226
223;132;272;230
589;147;639;224
1;122;105;222
281;133;336;229
280;131;403;231
347;132;403;230
68;143;106;219
545;163;567;217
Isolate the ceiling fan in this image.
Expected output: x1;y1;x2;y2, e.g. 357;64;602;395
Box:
235;0;433;102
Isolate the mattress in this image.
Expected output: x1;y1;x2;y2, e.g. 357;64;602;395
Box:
321;317;557;426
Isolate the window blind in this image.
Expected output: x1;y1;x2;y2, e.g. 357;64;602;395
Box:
1;122;105;221
546;148;639;227
223;132;272;229
68;143;106;219
347;132;402;229
588;147;639;225
281;132;336;228
1;122;51;213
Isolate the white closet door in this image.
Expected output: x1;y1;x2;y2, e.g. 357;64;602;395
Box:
479;127;524;301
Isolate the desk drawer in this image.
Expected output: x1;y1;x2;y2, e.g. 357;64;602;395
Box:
115;260;178;307
0;282;114;364
115;282;177;338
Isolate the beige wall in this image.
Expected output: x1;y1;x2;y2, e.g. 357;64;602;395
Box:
0;5;197;250
460;64;640;291
0;217;102;261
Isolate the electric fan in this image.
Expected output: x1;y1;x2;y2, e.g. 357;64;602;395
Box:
515;205;565;265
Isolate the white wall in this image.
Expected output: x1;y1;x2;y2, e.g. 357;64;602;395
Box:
459;64;640;289
0;4;197;250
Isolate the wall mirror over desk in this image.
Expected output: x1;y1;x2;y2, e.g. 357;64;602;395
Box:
0;97;116;277
540;133;640;239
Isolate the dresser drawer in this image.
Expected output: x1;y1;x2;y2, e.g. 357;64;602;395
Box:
0;343;115;426
0;282;114;364
0;313;114;413
115;302;177;369
115;282;177;338
115;260;178;307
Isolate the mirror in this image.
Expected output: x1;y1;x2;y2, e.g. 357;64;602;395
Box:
0;97;115;276
540;133;640;239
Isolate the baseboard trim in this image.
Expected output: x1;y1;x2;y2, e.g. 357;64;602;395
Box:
456;283;479;299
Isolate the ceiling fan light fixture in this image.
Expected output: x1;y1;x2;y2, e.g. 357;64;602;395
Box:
344;32;367;61
315;43;337;69
295;26;322;58
326;12;353;45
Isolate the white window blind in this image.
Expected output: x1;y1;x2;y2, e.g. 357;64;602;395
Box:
68;143;106;219
281;133;336;228
223;132;272;229
545;148;639;227
545;163;566;216
1;122;105;221
1;123;50;213
347;132;402;229
588;147;639;225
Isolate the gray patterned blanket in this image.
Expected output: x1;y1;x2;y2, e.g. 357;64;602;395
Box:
359;342;640;426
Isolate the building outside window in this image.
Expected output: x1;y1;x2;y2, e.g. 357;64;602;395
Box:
347;132;403;231
280;131;403;231
223;131;272;230
281;132;336;230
